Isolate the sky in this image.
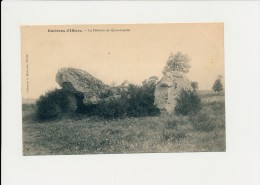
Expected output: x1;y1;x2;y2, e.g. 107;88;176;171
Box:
21;23;224;99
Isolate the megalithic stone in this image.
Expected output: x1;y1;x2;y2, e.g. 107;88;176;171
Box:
56;67;109;105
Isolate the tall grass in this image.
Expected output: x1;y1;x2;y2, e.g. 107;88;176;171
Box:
190;113;216;132
23;96;225;155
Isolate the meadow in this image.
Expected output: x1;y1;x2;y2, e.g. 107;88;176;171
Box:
22;91;225;155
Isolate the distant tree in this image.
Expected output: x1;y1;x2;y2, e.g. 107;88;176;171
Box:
218;75;223;79
121;80;129;87
163;52;191;74
111;81;117;87
191;81;199;91
212;76;223;93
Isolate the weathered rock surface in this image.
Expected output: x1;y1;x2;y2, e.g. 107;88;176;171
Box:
154;71;192;114
56;67;110;105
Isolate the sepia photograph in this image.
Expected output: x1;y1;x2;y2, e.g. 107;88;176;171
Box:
21;23;225;155
3;1;260;185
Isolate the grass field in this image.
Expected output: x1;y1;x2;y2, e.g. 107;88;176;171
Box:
23;91;225;155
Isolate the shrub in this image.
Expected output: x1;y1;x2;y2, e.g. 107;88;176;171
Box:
86;83;160;119
126;84;160;117
96;98;128;119
36;89;78;120
99;89;116;99
175;89;202;116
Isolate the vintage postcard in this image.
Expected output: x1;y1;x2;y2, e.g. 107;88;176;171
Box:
21;23;225;155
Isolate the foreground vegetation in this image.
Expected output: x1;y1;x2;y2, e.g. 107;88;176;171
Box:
23;92;225;155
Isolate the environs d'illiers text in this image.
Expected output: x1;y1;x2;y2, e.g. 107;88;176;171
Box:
48;29;82;32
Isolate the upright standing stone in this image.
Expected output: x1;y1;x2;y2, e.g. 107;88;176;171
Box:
154;71;192;114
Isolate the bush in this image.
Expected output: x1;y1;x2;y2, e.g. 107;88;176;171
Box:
84;84;160;119
126;84;160;117
175;89;202;116
96;98;128;119
36;89;78;120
